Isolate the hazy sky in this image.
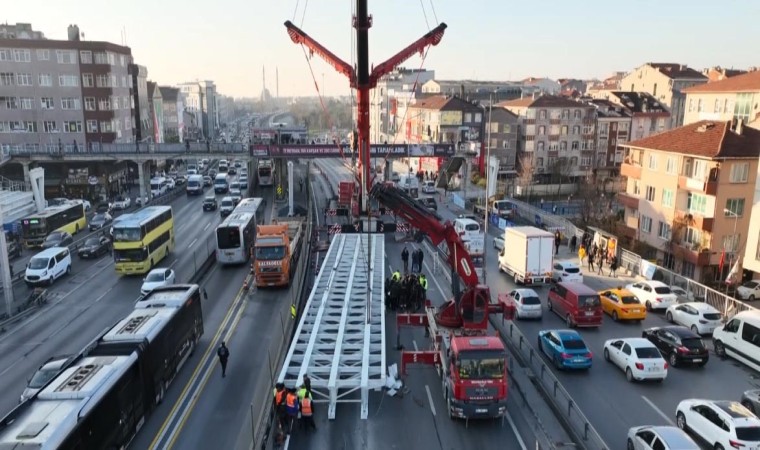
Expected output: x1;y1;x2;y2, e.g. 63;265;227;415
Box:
5;0;759;98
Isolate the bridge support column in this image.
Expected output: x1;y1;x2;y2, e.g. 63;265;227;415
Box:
21;162;30;191
137;161;150;204
287;161;294;217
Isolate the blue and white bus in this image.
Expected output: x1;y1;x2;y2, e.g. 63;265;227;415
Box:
215;197;265;264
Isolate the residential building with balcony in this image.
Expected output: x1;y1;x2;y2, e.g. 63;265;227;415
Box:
621;63;707;129
681;70;760;127
499;95;596;178
370;68;434;143
584;99;631;175
619;120;760;282
604;91;671;141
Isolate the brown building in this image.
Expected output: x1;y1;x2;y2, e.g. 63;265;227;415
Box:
584;99;632;175
619;120;760;281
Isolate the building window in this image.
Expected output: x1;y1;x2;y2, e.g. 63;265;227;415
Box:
98;98;111;111
502;140;509;149
561;109;569;119
63;121;83;133
662;188;674;208
96;74;111;88
687;192;707;215
645;186;656;201
12;49;31;62
725;198;745;217
653;83;657;97
632;179;641;196
40;97;54;110
125;117;131;129
38;73;52;87
688;98;694;112
714;99;720;113
20;97;33;110
23;121;37;133
16;73;33;86
697;99;704;112
0;49;8;61
58;75;79;87
43;121;57;133
559;141;567;151
657;221;671;240
730;162;749;183
82;73;94;87
582;124;593;134
648;153;657;170
735;93;752;122
571;141;579;150
94;52;108;64
474;113;482;123
100;120;113;132
537;141;545;151
120;55;126;66
723;98;729;113
572;125;580;135
722;234;740;253
640;215;652;233
573;110;581;119
84;97;96;111
538;110;547;120
561;125;568;135
665;156;676;174
80;51;92;64
684;227;702;246
502;124;511;133
538;125;545;135
112;96;119;110
86;120;98;133
4;97;18;109
581;156;592;166
55;50;77;64
36;49;49;61
489;122;498;134
464;113;472;123
61;98;81;110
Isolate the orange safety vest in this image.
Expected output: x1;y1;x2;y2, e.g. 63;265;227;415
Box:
301;397;313;416
286;393;297;408
275;390;285;405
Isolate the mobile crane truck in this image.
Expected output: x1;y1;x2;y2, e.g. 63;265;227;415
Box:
254;218;304;287
370;183;516;421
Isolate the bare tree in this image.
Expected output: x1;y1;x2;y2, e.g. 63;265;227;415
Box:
549;156;574;196
516;153;535;202
660;214;697;270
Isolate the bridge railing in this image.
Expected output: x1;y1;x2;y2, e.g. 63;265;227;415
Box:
7;142;250;157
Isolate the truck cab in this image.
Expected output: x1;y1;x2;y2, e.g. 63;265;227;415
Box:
445;335;508;419
254;219;303;287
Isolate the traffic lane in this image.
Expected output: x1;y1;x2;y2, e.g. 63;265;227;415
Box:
0;193;219;415
129;263;250;450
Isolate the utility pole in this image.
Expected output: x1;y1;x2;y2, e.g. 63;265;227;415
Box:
483;95;493;284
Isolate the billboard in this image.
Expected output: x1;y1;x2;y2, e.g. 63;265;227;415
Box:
250;144;455;159
440;111;462;126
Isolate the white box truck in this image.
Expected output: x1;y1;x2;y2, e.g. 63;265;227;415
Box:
498;226;554;285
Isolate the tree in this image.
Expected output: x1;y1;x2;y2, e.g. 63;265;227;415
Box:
516;153;535;202
549;156;574;196
289;99;353;132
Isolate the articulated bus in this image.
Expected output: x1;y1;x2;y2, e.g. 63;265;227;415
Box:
113;206;175;275
0;285;203;450
258;159;274;187
20;203;87;248
216;197;265;264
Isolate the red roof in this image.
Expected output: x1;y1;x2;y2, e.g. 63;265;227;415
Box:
648;63;706;80
497;95;588;109
624;120;760;159
411;95;481;111
683;70;760;93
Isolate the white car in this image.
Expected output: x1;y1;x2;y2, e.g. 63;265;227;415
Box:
552;261;583;283
665;302;723;335
627;425;699;450
112;196;131;210
20;355;72;402
676;399;760;449
166;178;176;190
140;268;176;295
603;338;668;382
737;280;760;301
507;289;543;320
493;235;505;251
422;180;436;194
669;285;695;303
626;281;678;311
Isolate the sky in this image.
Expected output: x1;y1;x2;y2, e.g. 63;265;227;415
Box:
5;0;759;98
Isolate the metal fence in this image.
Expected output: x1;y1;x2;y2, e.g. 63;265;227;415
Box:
183;233;217;282
7;142;250;157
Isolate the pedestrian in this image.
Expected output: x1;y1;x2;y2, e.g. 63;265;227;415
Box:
284;387;299;434
411;249;420;273
597;252;604;275
299;389;316;431
299;177;304;193
569;235;577;253
401;246;409;273
217;341;230;378
609;255;618;278
554;231;561;256
578;244;586;263
302;373;312;393
588;247;595;272
418;274;428;310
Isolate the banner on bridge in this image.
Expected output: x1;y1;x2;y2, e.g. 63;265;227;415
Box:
250;143;455;159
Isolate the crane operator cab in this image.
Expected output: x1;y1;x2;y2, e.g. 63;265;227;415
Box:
460;286;489;328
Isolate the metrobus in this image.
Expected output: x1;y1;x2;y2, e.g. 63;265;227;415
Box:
216;197;265;264
113;206;175;275
258;159;274;186
20;203;87;248
0;285;204;450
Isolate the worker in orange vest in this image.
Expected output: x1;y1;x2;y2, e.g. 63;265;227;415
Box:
298;386;316;431
284;387;299;434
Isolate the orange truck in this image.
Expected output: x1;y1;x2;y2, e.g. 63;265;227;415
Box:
254;218;304;287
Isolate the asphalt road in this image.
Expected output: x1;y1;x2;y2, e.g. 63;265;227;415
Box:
0;175;241;417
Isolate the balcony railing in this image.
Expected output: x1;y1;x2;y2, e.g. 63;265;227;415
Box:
620;162;642;179
676;210;714;233
617;191;640;209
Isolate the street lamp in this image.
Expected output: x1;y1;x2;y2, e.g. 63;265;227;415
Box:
723;208;740;284
482;93;493;284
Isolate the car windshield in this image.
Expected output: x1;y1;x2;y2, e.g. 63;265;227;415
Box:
742;281;759;289
681;337;705;350
563;266;580;274
621;296;640;305
204;198;215;203
45;233;62;242
84;238;100;246
736;427;760;441
28;257;49;270
562;339;587;350
457;353;505;380
222;200;233;208
635;347;661;359
703;312;722;320
653;286;672;294
522;296;541;305
92;214;107;222
256;245;286;260
29;367;60;389
145;272;164;282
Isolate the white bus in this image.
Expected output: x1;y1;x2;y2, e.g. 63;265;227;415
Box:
215;197;265;264
150;177;169;197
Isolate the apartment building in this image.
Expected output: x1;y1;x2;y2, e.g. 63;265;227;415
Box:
0;24;134;153
370;68;434;143
618;120;760;282
584;99;631;174
158;86;182;142
129;64;150;142
486;106;519;170
420;79;523;104
177;80;218;140
147;82;163;143
499;95;596;178
595;91;671;141
621;63;707;129
681;70;760;127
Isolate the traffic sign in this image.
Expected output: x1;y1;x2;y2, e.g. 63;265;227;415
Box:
277;185;283;195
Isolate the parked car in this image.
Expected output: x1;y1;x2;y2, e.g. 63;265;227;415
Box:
112;196;131;210
713;311;760;372
552;260;583;283
42;231;73;249
626;280;678;311
77;236;111;259
737;280;760;301
665;302;723;335
391;171;400;182
422;180;436;194
598;288;646;322
493;235;505;251
676;400;760;449
603;337;667;382
537;329;592;370
89;212;113;231
19;355;74;402
203;196;218;211
140;268;176;295
507;288;543;320
642;326;708;367
626;425;699;450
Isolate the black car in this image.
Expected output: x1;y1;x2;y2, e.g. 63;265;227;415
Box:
89;213;113;231
42;231;74;249
642;326;709;367
96;203;111;215
203;196;218;211
209;169;218;178
78;236;111;259
228;167;237;175
419;197;438;212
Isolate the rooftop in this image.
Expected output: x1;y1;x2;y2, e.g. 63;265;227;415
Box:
159;86;180;101
497;94;589;109
608;91;668;115
585;99;632;119
683;70;760;93
647;63;707;80
624;120;760;159
410;94;482;112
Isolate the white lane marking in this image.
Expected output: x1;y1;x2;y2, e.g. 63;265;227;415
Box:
413;340;419;351
425;385;437;416
506;411;528;450
203;222;210;231
642;395;675;426
188;238;198;249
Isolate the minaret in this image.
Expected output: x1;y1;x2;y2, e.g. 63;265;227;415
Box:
276;67;279;99
262;66;267;101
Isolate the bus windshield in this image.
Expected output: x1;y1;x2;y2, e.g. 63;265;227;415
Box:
256;245;286;260
114;248;147;262
22;218;46;236
217;227;241;249
457;351;505;380
113;227;143;242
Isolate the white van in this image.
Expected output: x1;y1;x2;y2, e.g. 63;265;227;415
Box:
214;174;229;194
453;218;485;254
713;311;760;372
150;177;169;197
25;247;72;286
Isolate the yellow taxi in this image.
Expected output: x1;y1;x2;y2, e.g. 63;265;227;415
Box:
598;288;647;322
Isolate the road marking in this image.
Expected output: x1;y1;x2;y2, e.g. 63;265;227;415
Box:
642;395;675;426
506;411;528;450
413;340;419;351
424;385;437;416
188;238;198;249
203;222;210;231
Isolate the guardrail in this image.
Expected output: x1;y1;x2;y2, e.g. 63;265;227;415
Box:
8;142;250;157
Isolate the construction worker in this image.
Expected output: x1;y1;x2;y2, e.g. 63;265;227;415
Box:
391;270;401;282
401;246;409;272
389;278;402;311
299;388;317;431
285;387;299;434
273;382;285;407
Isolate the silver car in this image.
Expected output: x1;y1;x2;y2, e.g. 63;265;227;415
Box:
627;425;698;449
20;355;72;402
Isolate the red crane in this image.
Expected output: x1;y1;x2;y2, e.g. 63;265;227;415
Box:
284;1;447;208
